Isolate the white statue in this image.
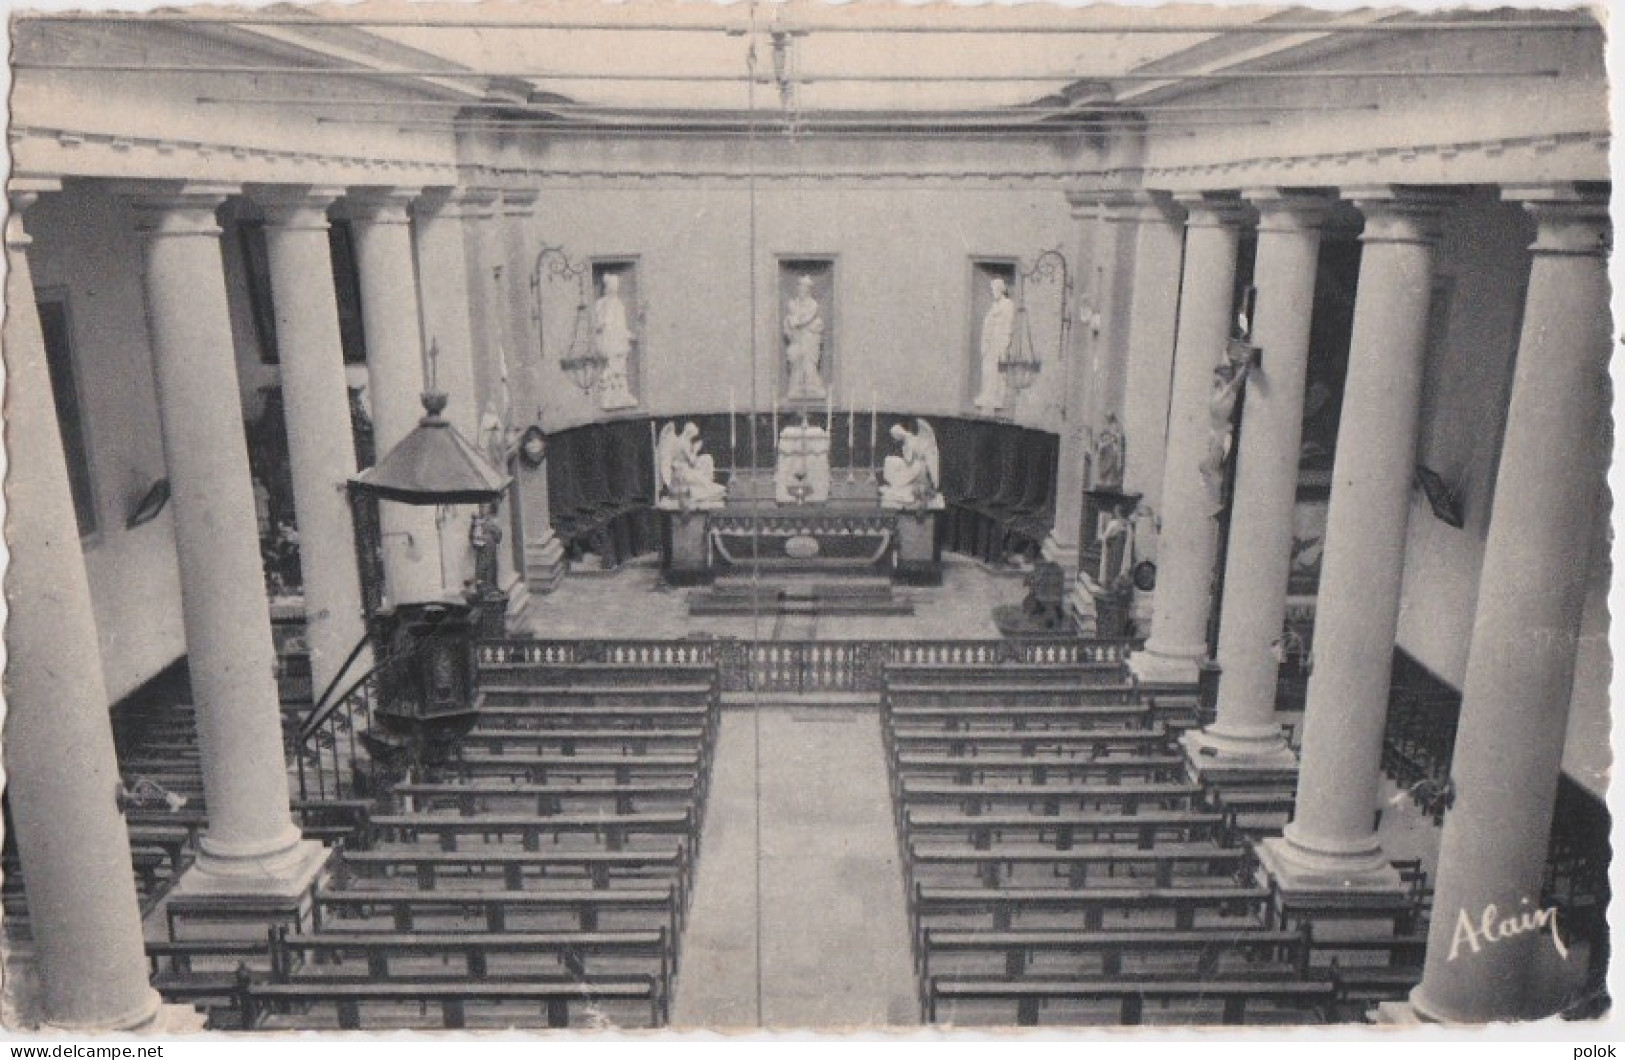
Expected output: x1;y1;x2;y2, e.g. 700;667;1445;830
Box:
783;275;826;400
594;273;638;411
973;277;1014;414
880;418;944;510
656;422;727;509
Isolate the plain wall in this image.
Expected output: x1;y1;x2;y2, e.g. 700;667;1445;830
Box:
23;185;189;703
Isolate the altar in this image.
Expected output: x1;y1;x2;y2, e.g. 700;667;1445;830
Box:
659;475;941;586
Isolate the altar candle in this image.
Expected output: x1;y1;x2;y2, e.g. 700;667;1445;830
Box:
870;389;877;459
729;387;737;458
826;388;833;434
772;392;779;445
847;386;855;464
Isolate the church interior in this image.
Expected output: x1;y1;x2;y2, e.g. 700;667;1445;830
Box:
0;1;1613;1034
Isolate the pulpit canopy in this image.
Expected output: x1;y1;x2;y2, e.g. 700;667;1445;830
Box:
351;391;512;505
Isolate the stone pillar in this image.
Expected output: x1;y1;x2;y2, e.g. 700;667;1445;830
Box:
1188;192;1331;772
255;186;367;699
413;187;490;598
4;185;163;1031
1257;188;1448;895
500;188;565;593
1406;188;1610;1023
134;184;323;895
1118;192;1188;560
1043;195;1103;575
344;186;445;606
1129;194;1250;685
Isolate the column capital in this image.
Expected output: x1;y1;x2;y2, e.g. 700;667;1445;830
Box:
1344;185;1454;245
416;184;502;222
341;186;423;226
248;184;347;231
127;181;240;238
1242;188;1338;233
500;187;540;214
1172;191;1254;230
6;177;58;250
1503;183;1610;257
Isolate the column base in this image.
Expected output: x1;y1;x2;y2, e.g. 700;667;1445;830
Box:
169;837;329;902
524;534;566;595
502;571;530;622
1041;533;1080;577
1256;831;1404;897
1373;999;1427;1026
1128;644;1206;686
1183;727;1298;783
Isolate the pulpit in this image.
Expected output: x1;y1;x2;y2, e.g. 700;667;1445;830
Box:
774;424;831;504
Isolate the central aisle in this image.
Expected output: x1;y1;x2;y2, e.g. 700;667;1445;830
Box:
672;705;920;1029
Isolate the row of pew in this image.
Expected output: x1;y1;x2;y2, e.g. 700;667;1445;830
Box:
223;650;722;1031
881;656;1426;1027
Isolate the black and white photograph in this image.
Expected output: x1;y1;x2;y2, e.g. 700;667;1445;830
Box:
0;0;1614;1041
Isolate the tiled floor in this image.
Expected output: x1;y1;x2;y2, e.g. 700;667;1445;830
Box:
672;707;920;1030
515;554;1032;642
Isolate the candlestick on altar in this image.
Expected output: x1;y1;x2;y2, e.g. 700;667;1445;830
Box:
729;388;737;469
772;393;779;449
649;419;660;498
826;388;833;435
846;387;856;483
869;389;877;464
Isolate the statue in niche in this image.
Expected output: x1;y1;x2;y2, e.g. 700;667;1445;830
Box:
974;276;1015;414
880;419;944;511
594;273;638;412
783;274;827;400
656;422;728;510
1095;414;1125;491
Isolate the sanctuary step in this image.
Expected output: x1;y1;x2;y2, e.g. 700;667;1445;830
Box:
688;578;914;617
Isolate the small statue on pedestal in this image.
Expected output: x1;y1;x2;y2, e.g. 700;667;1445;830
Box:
656;422;728;510
880;418;944;511
594;273;639;412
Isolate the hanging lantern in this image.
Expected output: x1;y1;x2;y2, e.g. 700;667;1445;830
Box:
1000;301;1043;392
559;285;606;393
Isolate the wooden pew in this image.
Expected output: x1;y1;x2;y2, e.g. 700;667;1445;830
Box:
270;925;670;989
338;846;690;908
239;975;664;1030
885;686;1142;711
456;726;707;757
314;884;676;933
888;728;1174;760
395;779;700;817
921;924;1309;979
898;779;1202;817
894;752;1188;786
476;702;715;730
903;809;1226;851
369;809;695;854
926;975;1335;1026
911;881;1270;935
908;840;1245;891
435;750;704;788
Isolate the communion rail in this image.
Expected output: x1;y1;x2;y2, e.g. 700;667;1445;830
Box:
476;637;1133;695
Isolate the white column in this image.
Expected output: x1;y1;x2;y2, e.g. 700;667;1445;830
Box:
133;184;324;895
5;185;163;1032
344;186;445;606
1043;195;1103;574
1258;188;1448;894
1408;188;1610;1023
1118;192;1188;560
1189;191;1331;768
501;188;565;592
413;187;487;597
1129;194;1250;685
255;187;367;699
